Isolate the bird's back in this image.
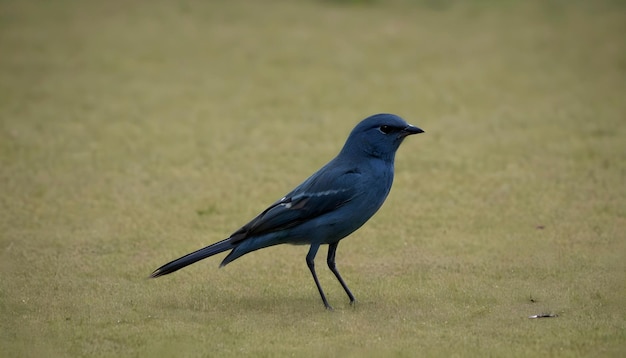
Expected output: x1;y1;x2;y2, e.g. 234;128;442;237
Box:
224;152;395;259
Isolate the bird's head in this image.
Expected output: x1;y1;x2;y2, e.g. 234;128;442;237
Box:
339;113;424;161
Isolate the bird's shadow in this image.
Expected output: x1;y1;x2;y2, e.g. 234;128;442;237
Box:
171;289;361;315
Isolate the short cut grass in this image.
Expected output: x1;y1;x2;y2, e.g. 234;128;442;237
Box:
1;0;625;357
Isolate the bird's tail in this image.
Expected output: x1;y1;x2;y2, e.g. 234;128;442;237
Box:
149;238;235;278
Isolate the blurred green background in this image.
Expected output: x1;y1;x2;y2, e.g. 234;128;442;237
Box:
1;0;625;356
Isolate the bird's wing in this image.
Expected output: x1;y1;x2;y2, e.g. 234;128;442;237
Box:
229;164;361;243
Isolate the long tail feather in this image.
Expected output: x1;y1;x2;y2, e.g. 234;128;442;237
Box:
150;238;234;278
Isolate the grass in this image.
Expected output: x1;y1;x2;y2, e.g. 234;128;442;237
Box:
1;0;625;356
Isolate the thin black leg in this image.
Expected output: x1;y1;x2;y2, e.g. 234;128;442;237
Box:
327;242;356;304
306;244;332;310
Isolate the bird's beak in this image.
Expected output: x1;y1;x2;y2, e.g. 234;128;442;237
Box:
402;124;424;136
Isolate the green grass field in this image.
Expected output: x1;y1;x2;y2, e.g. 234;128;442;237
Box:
1;0;625;356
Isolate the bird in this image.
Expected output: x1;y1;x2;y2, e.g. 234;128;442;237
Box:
150;113;424;309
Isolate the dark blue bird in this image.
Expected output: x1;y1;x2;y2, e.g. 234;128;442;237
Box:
150;113;424;309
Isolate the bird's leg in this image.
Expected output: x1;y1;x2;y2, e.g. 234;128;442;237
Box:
327;242;356;305
306;244;332;310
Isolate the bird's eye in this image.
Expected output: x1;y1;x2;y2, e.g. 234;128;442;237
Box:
379;125;393;134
